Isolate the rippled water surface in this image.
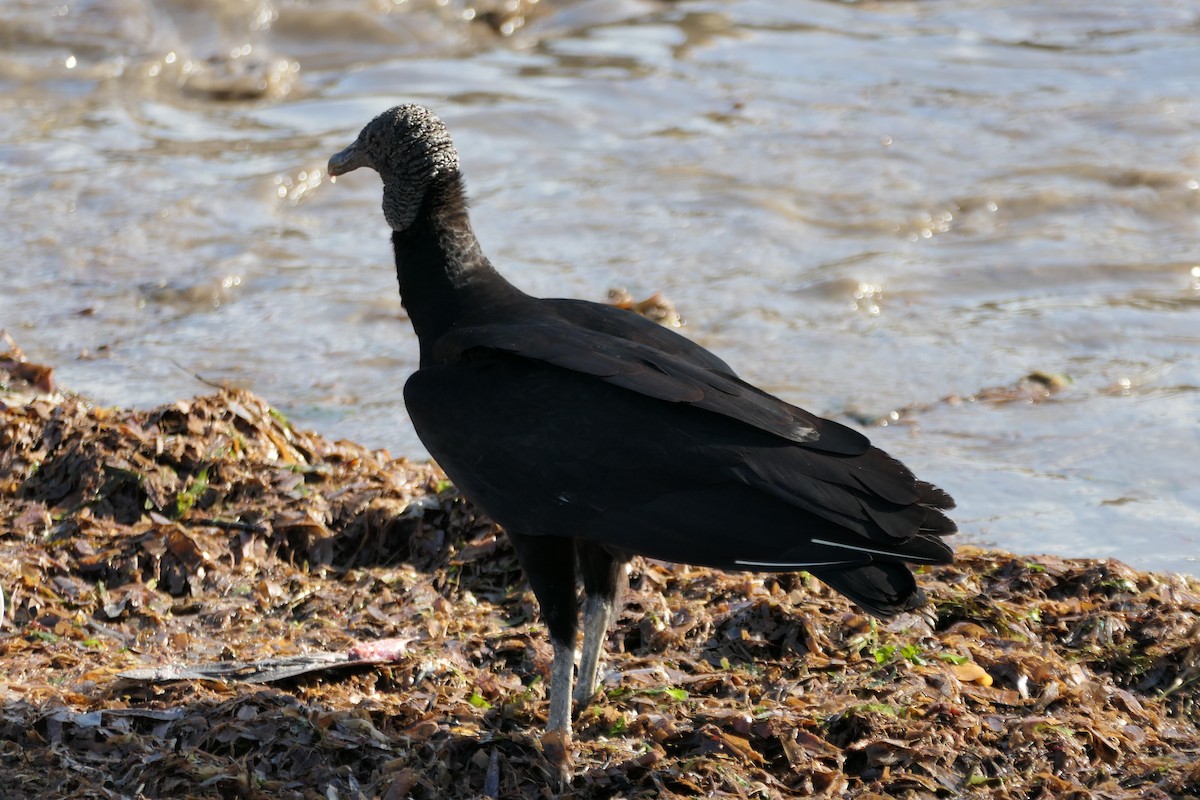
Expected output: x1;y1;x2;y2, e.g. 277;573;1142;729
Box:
2;0;1197;574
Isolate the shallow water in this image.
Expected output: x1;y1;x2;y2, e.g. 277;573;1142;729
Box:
2;0;1197;575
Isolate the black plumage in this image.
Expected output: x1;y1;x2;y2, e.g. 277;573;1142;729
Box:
327;105;955;769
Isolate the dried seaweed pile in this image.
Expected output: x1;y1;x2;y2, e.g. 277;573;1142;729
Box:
1;386;1199;799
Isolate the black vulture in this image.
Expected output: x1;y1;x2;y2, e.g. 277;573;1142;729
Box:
327;105;955;771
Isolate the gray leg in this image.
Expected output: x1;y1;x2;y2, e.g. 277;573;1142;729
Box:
574;592;616;705
547;637;576;738
505;532;578;783
574;541;627;708
540;626;577;788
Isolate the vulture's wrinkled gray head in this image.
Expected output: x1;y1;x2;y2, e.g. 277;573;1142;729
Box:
328;105;460;232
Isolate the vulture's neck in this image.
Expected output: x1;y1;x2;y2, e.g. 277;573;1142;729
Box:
391;176;524;356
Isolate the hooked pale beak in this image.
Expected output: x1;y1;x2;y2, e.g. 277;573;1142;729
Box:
328;141;369;177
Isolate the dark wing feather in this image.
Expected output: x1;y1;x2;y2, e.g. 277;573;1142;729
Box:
405;346;955;618
812;563;928;617
544;298;737;375
433;314;869;454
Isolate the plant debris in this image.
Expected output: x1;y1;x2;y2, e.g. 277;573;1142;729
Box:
1;379;1198;798
607;289;684;329
1;332;60;404
845;371;1073;428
